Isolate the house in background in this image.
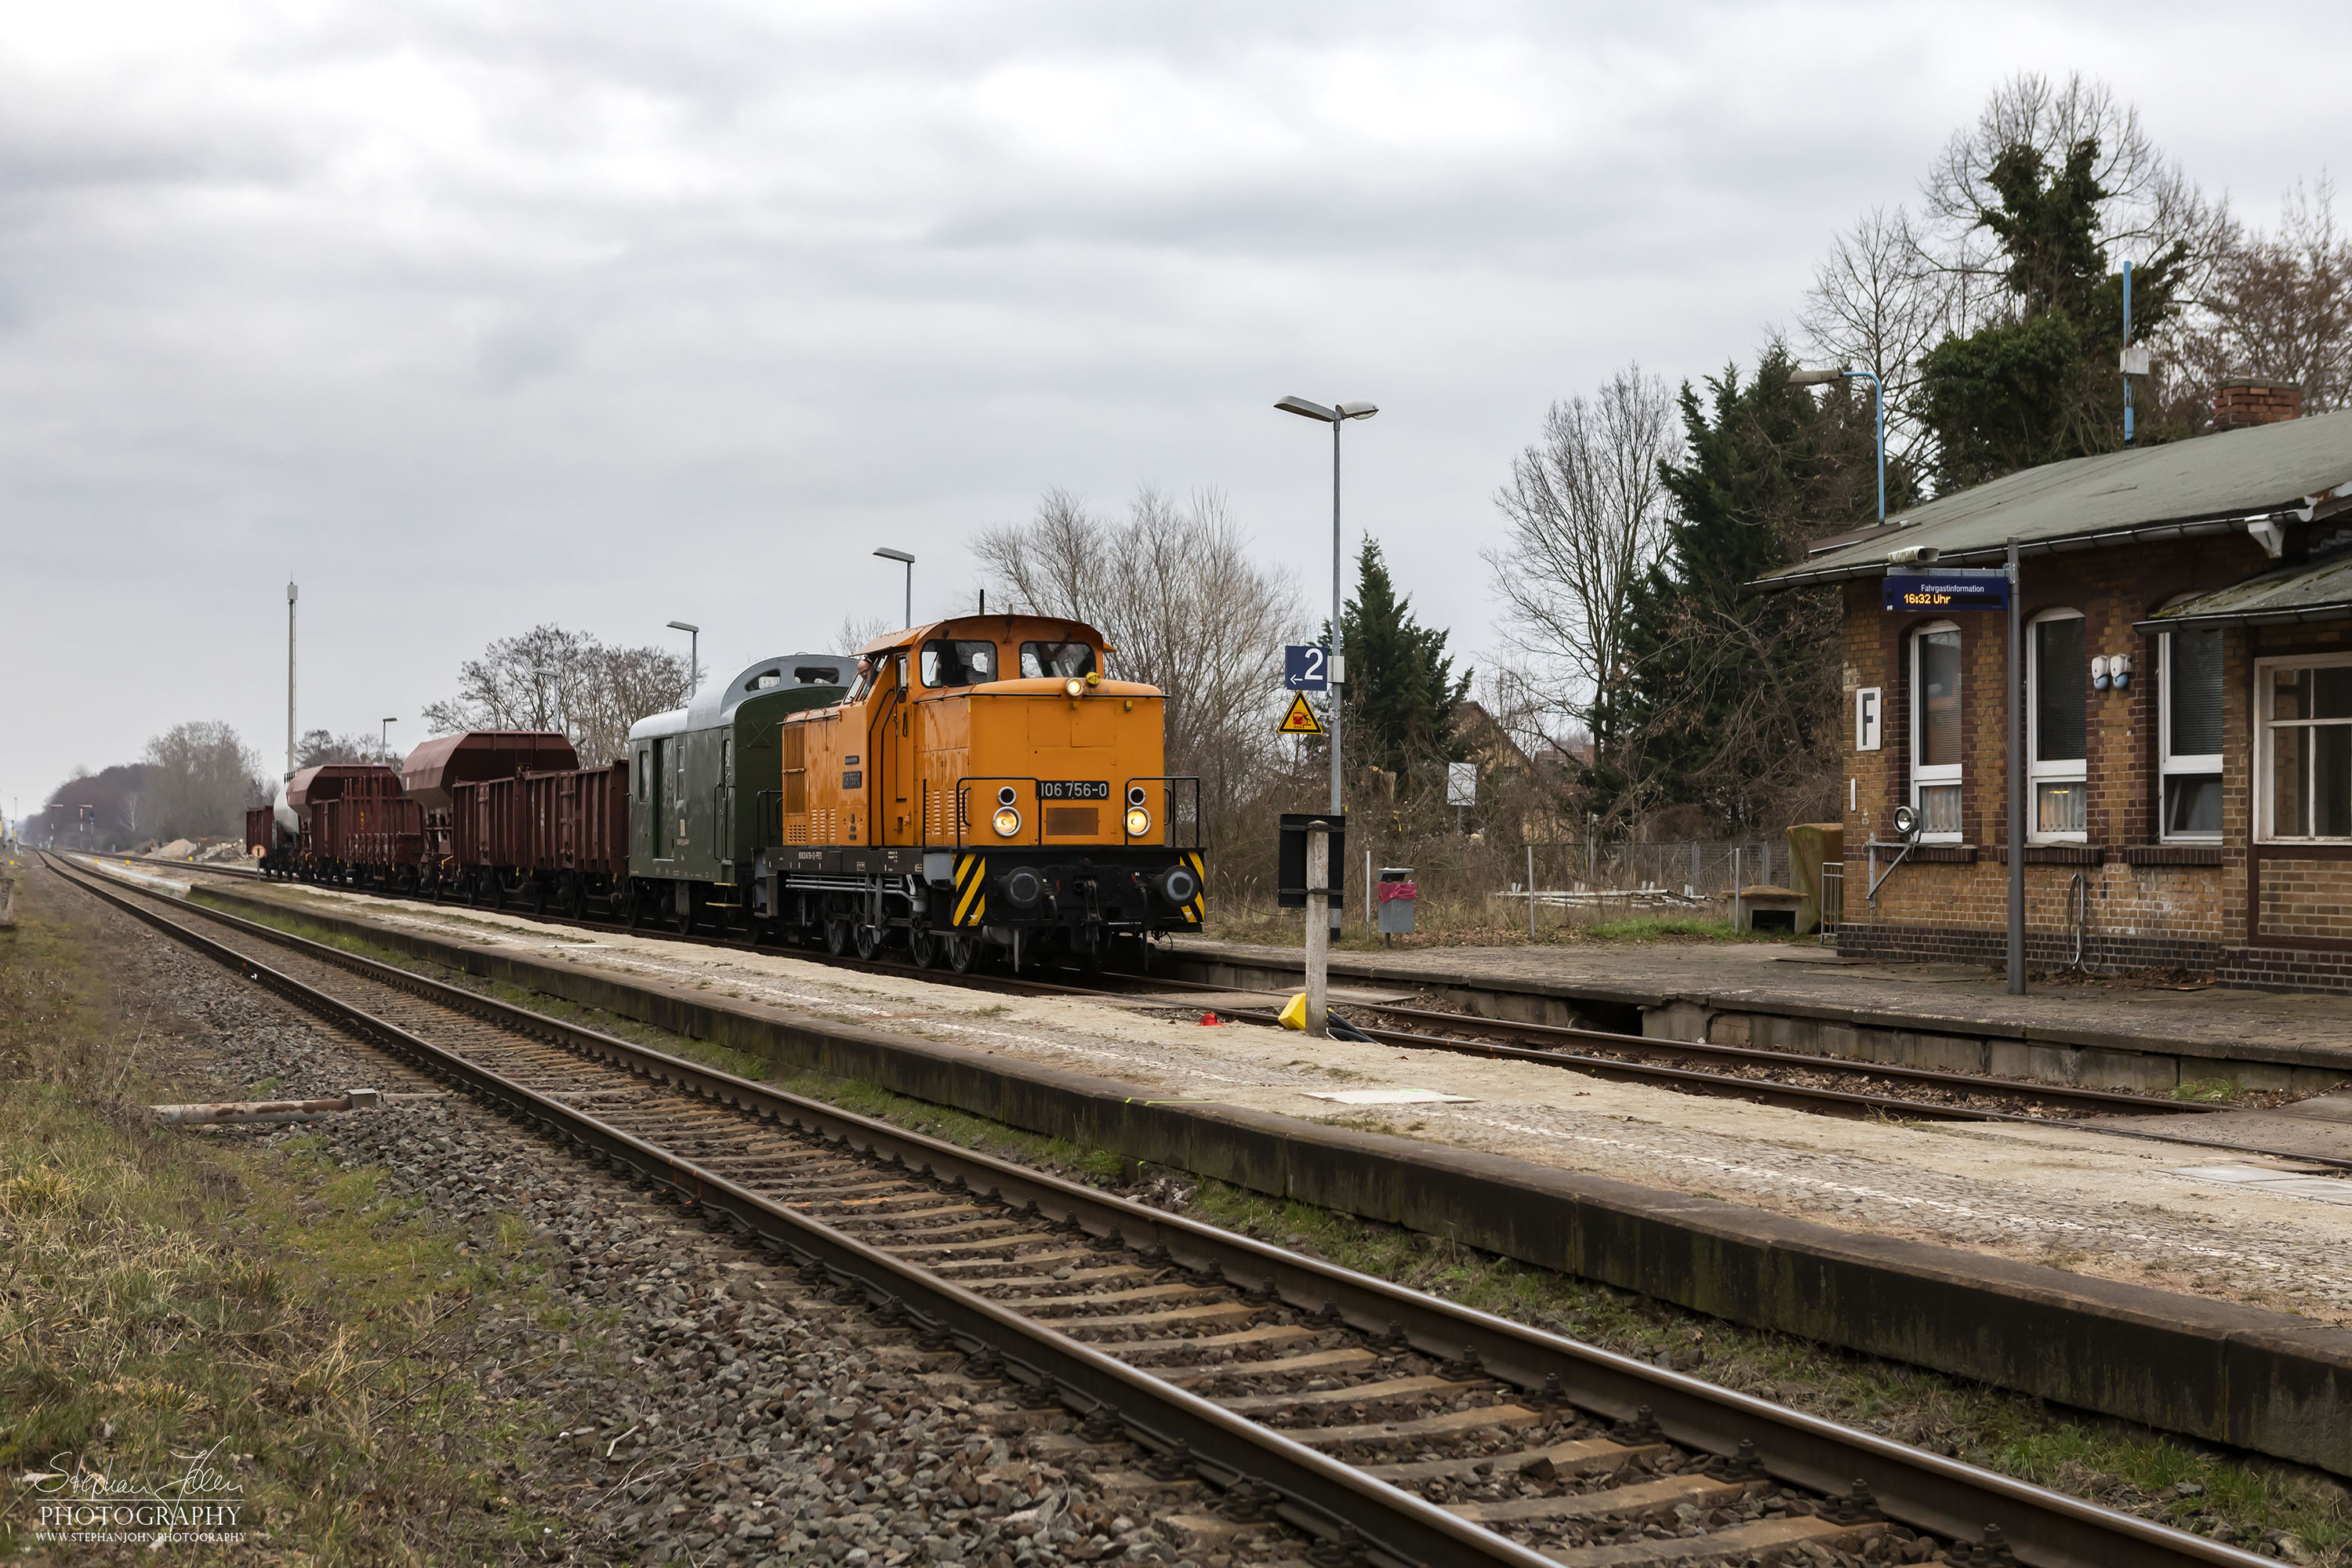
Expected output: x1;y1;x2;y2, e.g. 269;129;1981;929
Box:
1755;382;2352;992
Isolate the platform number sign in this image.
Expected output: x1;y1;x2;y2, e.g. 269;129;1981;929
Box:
1856;688;1882;752
1283;644;1330;691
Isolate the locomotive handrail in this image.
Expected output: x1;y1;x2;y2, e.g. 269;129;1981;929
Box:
1120;775;1204;851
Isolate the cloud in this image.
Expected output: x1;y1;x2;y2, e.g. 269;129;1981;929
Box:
5;0;2350;821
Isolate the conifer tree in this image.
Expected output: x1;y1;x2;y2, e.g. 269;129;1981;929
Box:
1337;539;1469;789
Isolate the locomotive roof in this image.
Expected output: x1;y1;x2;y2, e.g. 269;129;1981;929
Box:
857;615;1108;656
628;652;853;741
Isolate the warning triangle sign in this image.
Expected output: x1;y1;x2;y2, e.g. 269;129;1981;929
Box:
1278;692;1324;735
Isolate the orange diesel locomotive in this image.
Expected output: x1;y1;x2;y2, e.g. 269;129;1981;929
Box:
626;614;1203;971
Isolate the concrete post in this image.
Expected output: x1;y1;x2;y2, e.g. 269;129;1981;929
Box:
1305;821;1330;1037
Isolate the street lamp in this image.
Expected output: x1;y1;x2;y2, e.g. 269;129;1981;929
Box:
381;717;397;766
667;621;701;695
873;548;914;628
1273;396;1378;828
1791;368;1885;523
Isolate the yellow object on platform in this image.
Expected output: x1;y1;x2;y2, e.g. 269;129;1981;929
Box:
1278;993;1308;1030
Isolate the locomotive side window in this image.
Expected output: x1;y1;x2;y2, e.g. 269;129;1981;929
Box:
1021;641;1096;680
921;640;998;688
637;749;648;803
846;659;879;702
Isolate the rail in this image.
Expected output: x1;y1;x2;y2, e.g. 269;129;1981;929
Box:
46;851;2274;1568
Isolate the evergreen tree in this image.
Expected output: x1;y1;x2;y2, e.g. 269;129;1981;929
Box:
1606;346;1905;833
1916;138;2187;488
1338;539;1469;788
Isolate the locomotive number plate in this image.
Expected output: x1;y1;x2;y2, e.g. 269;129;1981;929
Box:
1038;780;1109;800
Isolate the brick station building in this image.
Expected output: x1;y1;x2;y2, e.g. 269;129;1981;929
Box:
1756;383;2352;991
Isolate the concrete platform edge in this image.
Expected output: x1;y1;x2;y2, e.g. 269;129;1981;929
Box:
1163;940;2352;1074
192;884;2352;1477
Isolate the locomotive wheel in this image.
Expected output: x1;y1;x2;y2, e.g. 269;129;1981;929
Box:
944;934;983;975
907;928;938;969
823;919;850;957
622;887;646;930
853;924;881;961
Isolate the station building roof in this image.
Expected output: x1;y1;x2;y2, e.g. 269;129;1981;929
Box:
1752;409;2352;592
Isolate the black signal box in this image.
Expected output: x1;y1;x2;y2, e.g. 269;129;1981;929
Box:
1277;812;1347;909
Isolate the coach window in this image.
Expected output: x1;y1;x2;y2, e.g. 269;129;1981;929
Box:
921;639;998;688
2259;653;2352;840
2028;609;2087;840
637;748;649;803
1910;623;1964;839
2161;626;2223;839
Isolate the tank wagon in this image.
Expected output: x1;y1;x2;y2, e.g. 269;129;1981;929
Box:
245;617;1205;968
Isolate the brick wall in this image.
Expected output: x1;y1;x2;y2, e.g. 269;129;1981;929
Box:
1831;531;2352;985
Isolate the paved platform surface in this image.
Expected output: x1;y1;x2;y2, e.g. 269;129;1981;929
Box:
105;863;2352;1333
1169;935;2352;1063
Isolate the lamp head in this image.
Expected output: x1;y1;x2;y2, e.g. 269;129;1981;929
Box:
1788;368;1843;387
666;620;699;634
873;548;915;564
1891;804;1920;839
1275;395;1340;423
1334;401;1379;419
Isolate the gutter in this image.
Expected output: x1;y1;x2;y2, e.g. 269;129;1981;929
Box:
2133;601;2352;633
1748;510;2293;593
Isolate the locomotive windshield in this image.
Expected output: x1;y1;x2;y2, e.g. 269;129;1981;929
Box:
921;639;998;688
1021;641;1096;680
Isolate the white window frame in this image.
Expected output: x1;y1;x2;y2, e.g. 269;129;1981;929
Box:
2255;650;2352;843
2026;608;2088;844
2159;629;2223;843
1910;621;1963;842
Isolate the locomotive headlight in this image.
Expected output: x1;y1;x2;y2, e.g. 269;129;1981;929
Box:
1124;807;1151;837
1063;677;1085;699
993;806;1022;838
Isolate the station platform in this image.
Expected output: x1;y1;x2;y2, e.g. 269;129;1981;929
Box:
1160;935;2352;1098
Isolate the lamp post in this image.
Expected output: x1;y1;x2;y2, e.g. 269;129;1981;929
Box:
381;718;398;767
1790;368;1885;523
285;582;298;780
666;621;701;695
1273;397;1378;827
873;548;914;628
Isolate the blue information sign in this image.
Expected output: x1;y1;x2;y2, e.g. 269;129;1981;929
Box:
1883;568;2009;612
1283;644;1330;691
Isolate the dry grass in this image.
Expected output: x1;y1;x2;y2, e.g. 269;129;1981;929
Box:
0;869;585;1564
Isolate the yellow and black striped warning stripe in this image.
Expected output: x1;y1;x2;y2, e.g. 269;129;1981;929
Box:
953;853;987;926
1182;851;1205;924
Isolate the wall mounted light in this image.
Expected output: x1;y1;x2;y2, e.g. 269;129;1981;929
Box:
2111;653;2132;690
2092;656;2110;691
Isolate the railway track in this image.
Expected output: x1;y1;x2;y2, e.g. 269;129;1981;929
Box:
140;855;2352;1174
50;851;2269;1568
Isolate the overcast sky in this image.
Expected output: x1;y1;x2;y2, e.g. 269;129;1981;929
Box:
6;1;2348;825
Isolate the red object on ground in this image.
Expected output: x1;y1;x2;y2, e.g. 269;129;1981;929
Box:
1199;1012;1221;1026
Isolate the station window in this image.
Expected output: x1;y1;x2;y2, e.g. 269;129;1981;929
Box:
1910;623;1963;839
2027;610;2087;840
2161;628;2223;840
1021;641;1097;680
2259;654;2352;840
921;639;998;688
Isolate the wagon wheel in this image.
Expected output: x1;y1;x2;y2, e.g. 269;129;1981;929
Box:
488;874;507;911
564;875;588;920
945;933;985;975
622;885;646;930
824;919;850;957
429;876;445;905
853;924;882;961
529;880;549;916
907;927;938;969
673;895;695;936
460;871;479;907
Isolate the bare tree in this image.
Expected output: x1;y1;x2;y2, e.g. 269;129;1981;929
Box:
973;485;1305;835
1920;71;2229;309
2170;177;2352;416
832;612;895;655
423;625;691;768
1798;205;1962;473
1486;366;1680;750
293;728;383;768
142;721;263;840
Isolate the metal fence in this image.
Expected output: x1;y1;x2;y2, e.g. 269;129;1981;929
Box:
1818;860;1843;943
1504;839;1791;903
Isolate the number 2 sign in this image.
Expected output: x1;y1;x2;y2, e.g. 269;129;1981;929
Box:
1283;644;1330;691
